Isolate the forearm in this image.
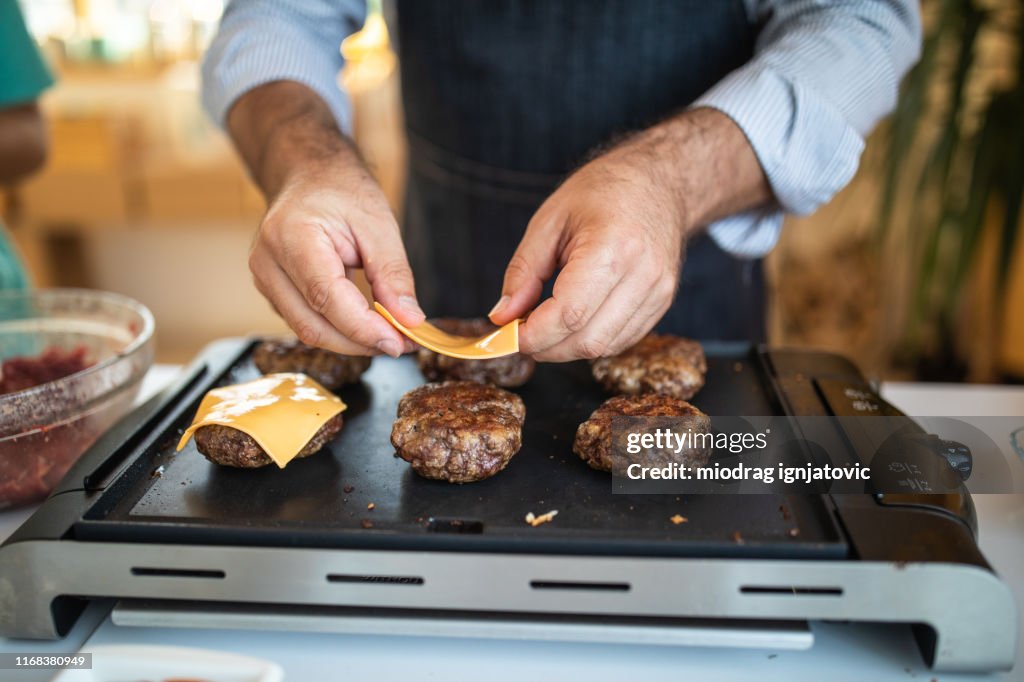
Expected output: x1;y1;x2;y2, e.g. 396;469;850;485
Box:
226;81;362;200
0;104;47;185
693;1;920;218
622;107;772;234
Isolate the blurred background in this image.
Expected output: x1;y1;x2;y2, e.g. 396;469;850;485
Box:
2;0;1022;382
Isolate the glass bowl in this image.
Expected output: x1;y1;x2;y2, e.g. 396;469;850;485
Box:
0;289;154;508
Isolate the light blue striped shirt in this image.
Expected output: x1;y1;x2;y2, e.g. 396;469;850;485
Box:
202;0;921;258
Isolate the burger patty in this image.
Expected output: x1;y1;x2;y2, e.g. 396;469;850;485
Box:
591;334;706;400
416;318;535;387
253;339;371;391
194;413;344;468
391;381;525;483
573;393;710;473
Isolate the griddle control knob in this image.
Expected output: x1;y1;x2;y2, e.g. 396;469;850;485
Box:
901;433;972;481
930;437;972;481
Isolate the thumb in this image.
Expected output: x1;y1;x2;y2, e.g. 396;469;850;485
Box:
489;212;560;324
359;223;426;328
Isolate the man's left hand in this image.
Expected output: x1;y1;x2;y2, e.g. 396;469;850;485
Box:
489;107;771;362
488;125;689;362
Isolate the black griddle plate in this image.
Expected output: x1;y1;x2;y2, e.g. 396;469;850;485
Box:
75;342;847;559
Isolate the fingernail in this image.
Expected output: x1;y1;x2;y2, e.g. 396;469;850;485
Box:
398;295;425;319
488;295;510;319
376;339;403;358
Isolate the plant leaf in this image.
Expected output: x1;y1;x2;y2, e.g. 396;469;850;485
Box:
876;0;954;240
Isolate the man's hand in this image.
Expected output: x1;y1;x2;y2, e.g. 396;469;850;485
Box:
489;131;689;362
489;107;771;362
229;82;424;357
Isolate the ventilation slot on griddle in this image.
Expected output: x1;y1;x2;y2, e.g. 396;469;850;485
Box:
530;580;630;592
131;567;225;579
327;574;424;586
426;518;484;534
740;585;843;596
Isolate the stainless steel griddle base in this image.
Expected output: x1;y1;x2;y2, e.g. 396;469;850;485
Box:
0;540;1015;672
112;601;815;651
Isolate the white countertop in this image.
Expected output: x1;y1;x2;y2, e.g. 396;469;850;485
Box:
1;367;1022;681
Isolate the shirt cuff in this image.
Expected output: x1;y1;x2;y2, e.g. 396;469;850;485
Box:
692;63;864;216
201;22;353;134
706;208;783;259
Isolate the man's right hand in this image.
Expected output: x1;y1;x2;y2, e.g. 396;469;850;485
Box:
228;81;424;357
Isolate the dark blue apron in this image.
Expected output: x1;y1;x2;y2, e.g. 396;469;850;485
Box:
394;0;765;342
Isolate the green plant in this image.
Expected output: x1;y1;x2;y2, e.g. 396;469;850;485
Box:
879;0;1024;374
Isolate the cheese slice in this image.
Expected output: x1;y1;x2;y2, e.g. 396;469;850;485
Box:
374;301;520;359
176;373;346;468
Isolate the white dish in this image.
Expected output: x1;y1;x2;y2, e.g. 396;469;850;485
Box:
53;645;283;682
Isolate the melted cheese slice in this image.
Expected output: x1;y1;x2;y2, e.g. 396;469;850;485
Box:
374;301;520;359
176;373;346;468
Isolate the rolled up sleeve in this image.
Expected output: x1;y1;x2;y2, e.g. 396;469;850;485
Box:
201;0;367;133
694;0;921;257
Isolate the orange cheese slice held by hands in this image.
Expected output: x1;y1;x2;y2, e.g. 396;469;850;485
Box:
176;373;347;468
374;302;520;360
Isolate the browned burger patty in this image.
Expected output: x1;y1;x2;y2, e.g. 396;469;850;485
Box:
194;414;343;468
573;393;710;473
391;381;525;483
591;334;706;400
416;318;535;387
252;339;371;391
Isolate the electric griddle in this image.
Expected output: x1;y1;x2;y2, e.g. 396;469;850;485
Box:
0;338;1016;672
